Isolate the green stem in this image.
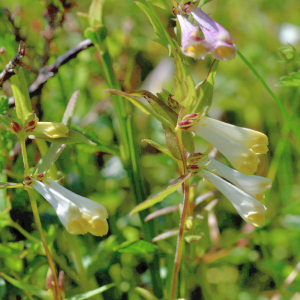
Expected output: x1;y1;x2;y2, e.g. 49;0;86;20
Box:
96;44;163;297
237;50;300;143
27;187;61;300
20;138;30;175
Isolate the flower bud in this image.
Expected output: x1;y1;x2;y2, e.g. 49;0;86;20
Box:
24;176;33;186
24;119;37;132
10;120;21;133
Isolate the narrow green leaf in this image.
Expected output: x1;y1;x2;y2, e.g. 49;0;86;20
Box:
65;284;115;300
85;26;107;46
31;130;96;145
17;68;32;113
115;240;157;254
135;287;159;300
130;173;191;216
76;144;120;156
142;139;175;160
185;235;204;243
182;130;195;155
62;91;80;128
0;273;51;300
34;144;66;175
0;115;13;133
191;59;219;114
127;90;178;126
11;85;31;121
162;124;181;160
88;0;104;26
135;2;169;49
105;89;175;129
146;0;170;10
0;182;23;189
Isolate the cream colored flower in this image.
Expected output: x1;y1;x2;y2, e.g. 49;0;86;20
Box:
32;178;108;236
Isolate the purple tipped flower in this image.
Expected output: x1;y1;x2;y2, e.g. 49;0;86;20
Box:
177;11;211;59
185;3;237;61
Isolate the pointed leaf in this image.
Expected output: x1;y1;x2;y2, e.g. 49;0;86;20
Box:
85;25;107;46
34;144;66;175
62;91;80;128
145;204;179;222
11;85;32;121
135;287;159;300
17;68;32;113
277;71;300;87
65;284;115;300
192;59;219;114
152;229;179;242
88;0;104;27
105;89;175;129
127;90;178;126
0;182;23;189
0;273;51;300
0;115;13;133
182;130;195;155
30;130;96;145
162;124;181;160
114;240;157;254
142;139;175;160
146;0;170;10
76;144;120;156
130;173;191;216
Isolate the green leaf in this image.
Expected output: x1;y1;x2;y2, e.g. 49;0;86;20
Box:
34;144;66;175
105;89;175;129
114;240;157;254
0;96;8;115
142;139;175;160
0;182;23;189
197;0;213;8
65;283;115;300
88;0;104;27
0;273;51;300
182;130;195;155
62;91;80;128
0;244;24;256
130;173;191;215
127;90;178;127
31;130;96;145
84;26;107;46
17;68;32;113
185;235;204;243
0;115;13;133
11;85;31;121
277;71;300;87
162;124;182;160
135;287;159;300
191;59;219;114
146;0;170;10
76;144;120;156
0;278;6;299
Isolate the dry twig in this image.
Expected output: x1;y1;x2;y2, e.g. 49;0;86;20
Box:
0;41;26;87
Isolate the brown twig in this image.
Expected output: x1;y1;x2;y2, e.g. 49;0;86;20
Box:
3;8;26;43
28;39;93;97
0;41;26;87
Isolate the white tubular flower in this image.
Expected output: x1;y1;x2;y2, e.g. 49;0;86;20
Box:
199;116;268;154
192;122;259;175
206;158;272;202
199;169;266;227
32;179;108;236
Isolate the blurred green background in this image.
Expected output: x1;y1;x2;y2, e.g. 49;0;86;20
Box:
0;0;300;299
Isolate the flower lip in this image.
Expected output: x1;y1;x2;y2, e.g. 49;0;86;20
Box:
31;178;109;236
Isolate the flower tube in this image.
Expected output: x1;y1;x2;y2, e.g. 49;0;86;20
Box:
177;12;211;59
32;178;108;236
192;122;259;175
185;3;237;61
199;116;268;154
199;169;266;227
206;158;272;202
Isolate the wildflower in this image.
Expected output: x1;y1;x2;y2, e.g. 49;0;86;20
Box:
185;3;237;61
205;158;272;203
199;169;266;227
182;115;268;175
32;178;108;236
176;9;211;59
